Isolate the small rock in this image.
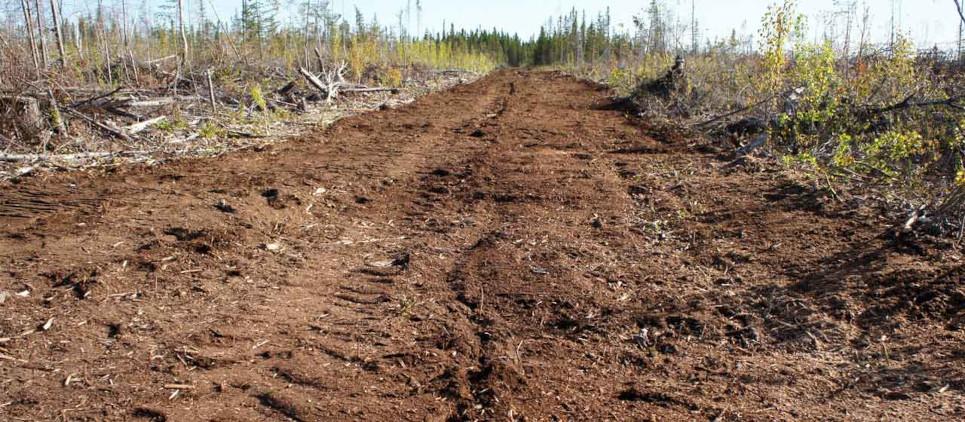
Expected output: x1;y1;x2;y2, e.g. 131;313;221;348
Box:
262;243;283;253
368;252;411;269
214;199;236;213
262;188;285;209
590;215;604;229
633;328;651;347
391;252;410;269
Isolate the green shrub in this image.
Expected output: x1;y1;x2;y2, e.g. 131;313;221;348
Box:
250;84;268;112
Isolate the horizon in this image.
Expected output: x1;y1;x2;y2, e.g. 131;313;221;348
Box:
46;0;964;49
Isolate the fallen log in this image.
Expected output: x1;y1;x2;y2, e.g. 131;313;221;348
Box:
0;151;115;163
227;130;266;139
299;67;330;97
125;116;167;134
125;98;179;108
276;80;297;96
83;96;200;110
342;87;401;94
736;133;768;157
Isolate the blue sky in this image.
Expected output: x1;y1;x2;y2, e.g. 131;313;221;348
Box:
60;0;963;48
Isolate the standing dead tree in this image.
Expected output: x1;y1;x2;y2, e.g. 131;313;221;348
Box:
956;0;965;60
19;0;40;74
49;0;67;66
33;0;49;69
177;0;189;67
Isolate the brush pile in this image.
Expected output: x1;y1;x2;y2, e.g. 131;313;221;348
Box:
0;60;477;181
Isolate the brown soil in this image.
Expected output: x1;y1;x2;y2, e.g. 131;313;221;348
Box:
0;70;962;421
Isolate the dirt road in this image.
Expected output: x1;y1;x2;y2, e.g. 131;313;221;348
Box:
0;71;962;421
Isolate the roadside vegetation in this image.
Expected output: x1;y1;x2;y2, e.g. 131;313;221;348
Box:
0;0;505;172
516;0;965;236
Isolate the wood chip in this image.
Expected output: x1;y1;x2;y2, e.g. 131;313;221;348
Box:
0;353;26;363
41;318;54;331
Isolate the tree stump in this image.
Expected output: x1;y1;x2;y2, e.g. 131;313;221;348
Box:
633;55;690;101
0;96;45;142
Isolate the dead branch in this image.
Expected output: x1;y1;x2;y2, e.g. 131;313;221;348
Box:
206;69;217;110
145;55;177;65
63;108;133;142
870;94;965;114
313;47;326;72
69;86;124;108
299;62;371;102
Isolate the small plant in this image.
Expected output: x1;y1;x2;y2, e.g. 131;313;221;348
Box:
860;130;930;178
397;295;418;318
198;122;224;139
250;84;268;112
385;67;404;88
156;117;189;133
49;107;63;131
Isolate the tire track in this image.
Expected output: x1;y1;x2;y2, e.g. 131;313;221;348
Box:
1;71;958;421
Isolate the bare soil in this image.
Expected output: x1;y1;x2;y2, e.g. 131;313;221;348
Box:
0;70;962;421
